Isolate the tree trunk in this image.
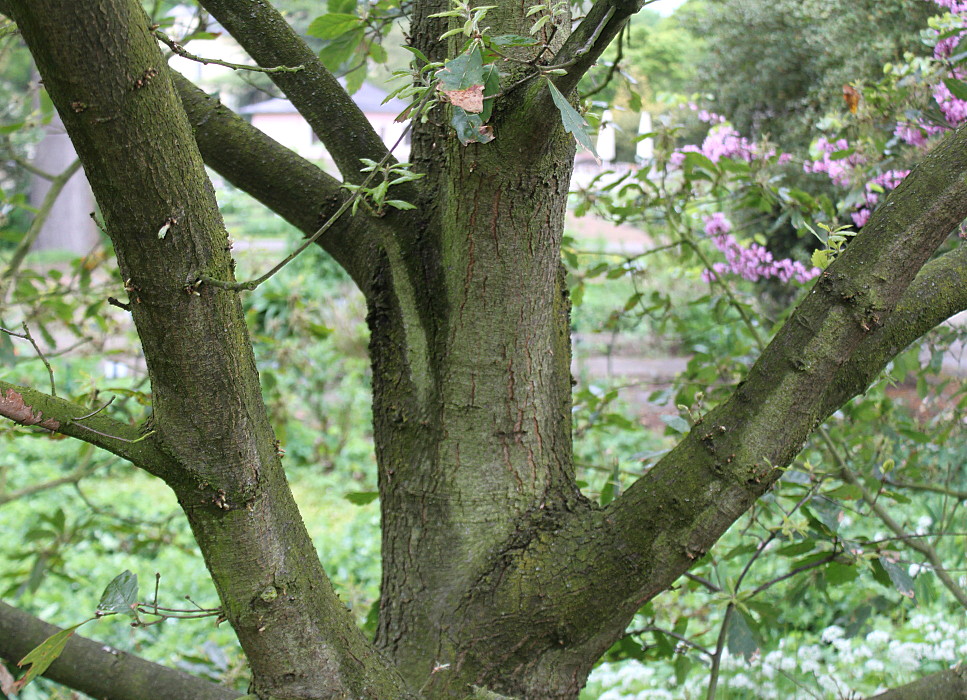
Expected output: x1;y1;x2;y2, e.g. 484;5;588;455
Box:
5;0;967;697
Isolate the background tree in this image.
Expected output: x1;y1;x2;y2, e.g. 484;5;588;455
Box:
0;1;965;699
684;0;939;150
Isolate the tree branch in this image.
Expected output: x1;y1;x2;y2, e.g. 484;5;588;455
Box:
867;666;967;699
548;0;642;95
0;158;81;303
196;0;393;183
819;243;967;418
451;122;967;673
171;71;384;292
0;601;242;700
0;379;178;479
9;1;412;695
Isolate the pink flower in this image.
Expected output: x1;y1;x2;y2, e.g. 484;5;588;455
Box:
703;212;732;237
701;215;819;284
803;137;865;187
933;74;967;125
852;208;871;228
894;122;929;147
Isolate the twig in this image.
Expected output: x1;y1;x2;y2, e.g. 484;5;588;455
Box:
73;395;116;421
153;30;304;74
199;90;430;293
886;479;967;500
629;626;714;658
684;571;721;593
0;158;82;302
1;323;57;395
69;420;155;444
0;462;101;506
819;427;967;609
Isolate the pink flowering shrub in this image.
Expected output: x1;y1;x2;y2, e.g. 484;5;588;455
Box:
802;138;866;187
850;169;910;228
700;214;820;284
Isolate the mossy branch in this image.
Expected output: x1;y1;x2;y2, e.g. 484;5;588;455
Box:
0;380;177;479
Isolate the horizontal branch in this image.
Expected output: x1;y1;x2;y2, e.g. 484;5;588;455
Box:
0;601;242;700
171;71;387;293
0;380;179;479
197;0;392;183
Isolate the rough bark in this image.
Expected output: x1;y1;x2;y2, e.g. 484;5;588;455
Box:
3;0;967;698
0;602;242;700
7;1;409;697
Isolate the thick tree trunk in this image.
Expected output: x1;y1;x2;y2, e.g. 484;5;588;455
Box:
8;1;409;698
6;0;967;698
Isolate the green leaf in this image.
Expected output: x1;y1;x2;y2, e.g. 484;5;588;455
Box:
944;77;967;101
450;107;495;145
480;64;500;122
811;249;830;269
682;151;718;175
384;199;417;210
436;48;484;91
345;491;379;505
97;570;139;617
726;609;760;662
369;42;388;64
488;34;539;47
15;622;90;692
825;561;858;586
318;31;364;70
307;13;362;40
345;61;367;95
545;79;599;160
878;556;915;599
660;414;690;434
328;0;357;13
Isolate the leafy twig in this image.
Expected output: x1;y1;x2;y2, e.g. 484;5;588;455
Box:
819;427;967;609
199;90;430;293
153;30;304;74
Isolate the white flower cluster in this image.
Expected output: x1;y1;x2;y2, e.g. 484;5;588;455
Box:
586;611;967;699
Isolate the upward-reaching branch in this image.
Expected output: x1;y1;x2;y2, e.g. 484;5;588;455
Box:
197;0;391;183
8;1;412;696
450;122;967;677
548;0;643;94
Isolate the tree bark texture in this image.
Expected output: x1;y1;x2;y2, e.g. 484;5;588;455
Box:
3;0;967;698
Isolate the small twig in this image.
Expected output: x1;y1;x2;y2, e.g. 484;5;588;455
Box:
107;296;132;311
886;479;967;500
1;323;57;396
153;30;304;74
90;211;108;235
73;395;116;421
68;420;155;444
819;427;967;609
684;571;721;593
0;462;101;506
199;90;431;293
629;626;714;658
